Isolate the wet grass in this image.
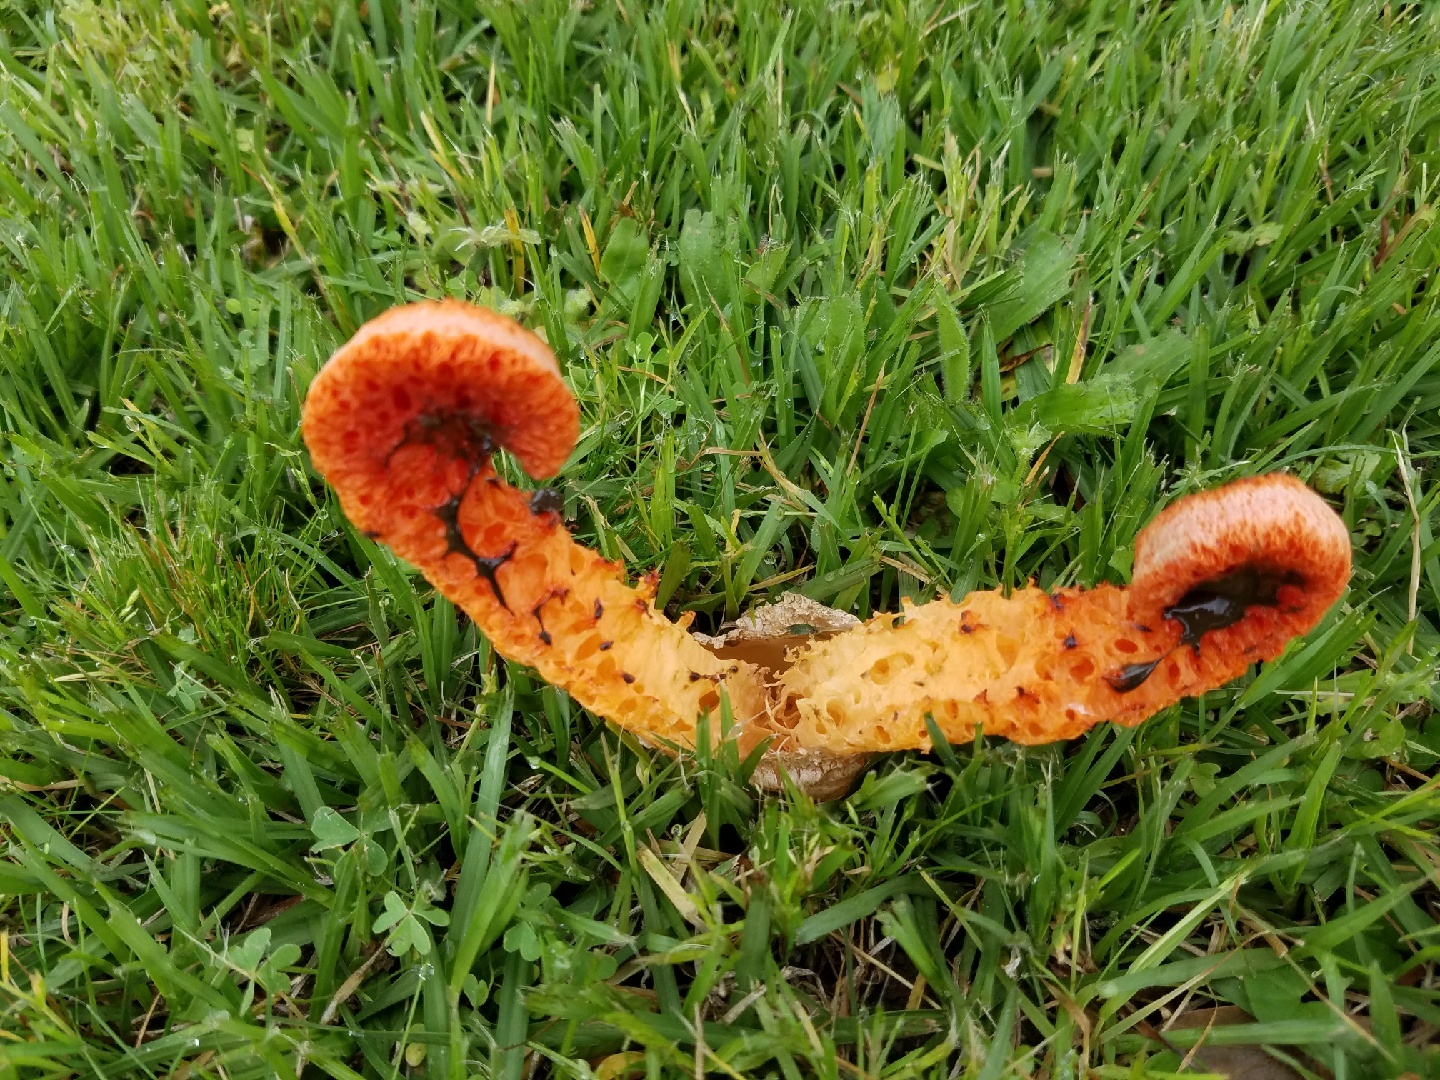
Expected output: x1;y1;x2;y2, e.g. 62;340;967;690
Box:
1;0;1439;1076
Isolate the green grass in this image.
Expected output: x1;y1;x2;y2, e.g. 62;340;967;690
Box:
1;0;1439;1075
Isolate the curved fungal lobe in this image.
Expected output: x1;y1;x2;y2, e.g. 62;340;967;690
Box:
775;474;1352;750
301;301;769;749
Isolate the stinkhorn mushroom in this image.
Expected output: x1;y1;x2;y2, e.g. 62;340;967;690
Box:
301;301;1352;770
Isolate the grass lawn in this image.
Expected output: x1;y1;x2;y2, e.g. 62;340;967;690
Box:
2;0;1440;1076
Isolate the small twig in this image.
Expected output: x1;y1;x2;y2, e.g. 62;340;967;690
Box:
320;943;389;1026
753;435;814;513
1066;295;1093;384
1174;1008;1218;1073
879;554;932;586
0;778;84;793
838;935;918;995
1382;756;1433;784
846;364;886;477
133;991;163;1048
1393;432;1421;655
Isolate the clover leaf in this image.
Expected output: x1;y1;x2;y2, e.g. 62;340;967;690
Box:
310;807;361;851
373;890;450;957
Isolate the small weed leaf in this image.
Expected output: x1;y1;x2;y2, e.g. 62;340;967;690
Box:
374;889;450;957
308;805;360;850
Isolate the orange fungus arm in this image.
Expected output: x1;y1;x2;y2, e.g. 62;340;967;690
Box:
300;301;770;749
776;474;1352;750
